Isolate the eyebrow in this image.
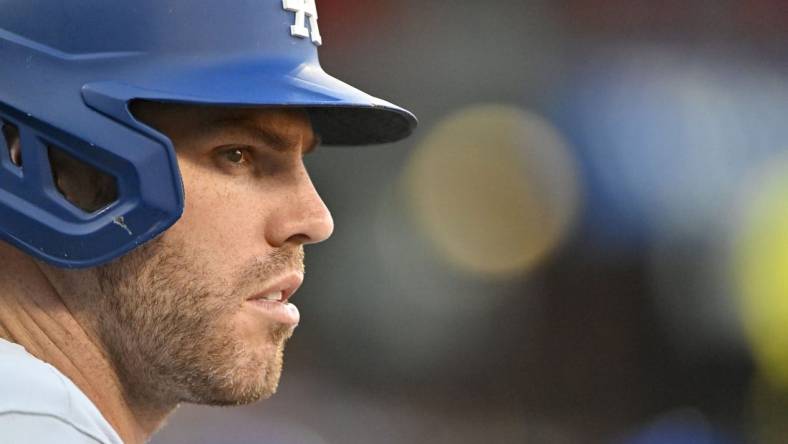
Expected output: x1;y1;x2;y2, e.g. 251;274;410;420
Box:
199;116;320;154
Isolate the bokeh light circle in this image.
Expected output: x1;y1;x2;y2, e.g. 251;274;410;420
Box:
734;154;788;390
403;104;581;277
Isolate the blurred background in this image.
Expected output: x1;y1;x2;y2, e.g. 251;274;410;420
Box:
153;1;788;443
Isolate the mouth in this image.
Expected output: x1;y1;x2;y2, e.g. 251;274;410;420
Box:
246;272;304;304
245;272;304;326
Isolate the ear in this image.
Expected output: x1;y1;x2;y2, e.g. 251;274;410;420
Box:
49;147;118;213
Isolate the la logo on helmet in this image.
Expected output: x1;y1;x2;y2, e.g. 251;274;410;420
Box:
283;0;322;46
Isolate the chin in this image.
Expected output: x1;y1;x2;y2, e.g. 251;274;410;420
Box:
196;338;288;406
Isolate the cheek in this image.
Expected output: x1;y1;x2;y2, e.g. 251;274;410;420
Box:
169;162;274;265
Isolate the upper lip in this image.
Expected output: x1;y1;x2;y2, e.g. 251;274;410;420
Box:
246;272;304;303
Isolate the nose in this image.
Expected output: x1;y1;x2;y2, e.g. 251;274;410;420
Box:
266;166;334;248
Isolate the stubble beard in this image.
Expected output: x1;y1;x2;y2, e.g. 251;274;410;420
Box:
90;237;303;408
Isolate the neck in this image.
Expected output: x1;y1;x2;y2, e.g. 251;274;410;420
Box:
0;244;175;444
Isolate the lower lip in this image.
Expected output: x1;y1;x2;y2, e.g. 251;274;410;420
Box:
245;300;300;326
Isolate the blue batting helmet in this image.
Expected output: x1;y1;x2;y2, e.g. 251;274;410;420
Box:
0;0;416;268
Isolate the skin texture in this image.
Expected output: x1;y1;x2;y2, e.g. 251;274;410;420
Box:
0;104;334;443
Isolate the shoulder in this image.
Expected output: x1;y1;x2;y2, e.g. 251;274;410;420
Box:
0;412;105;443
0;340;123;444
0;340;73;416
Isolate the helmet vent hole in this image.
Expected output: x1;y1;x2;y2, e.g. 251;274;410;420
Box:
48;145;118;213
2;121;22;167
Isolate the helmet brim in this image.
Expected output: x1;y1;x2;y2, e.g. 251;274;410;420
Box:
83;56;417;146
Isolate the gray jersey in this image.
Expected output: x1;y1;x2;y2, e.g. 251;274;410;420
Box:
0;339;123;443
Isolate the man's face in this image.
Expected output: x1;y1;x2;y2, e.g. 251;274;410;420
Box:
59;104;333;407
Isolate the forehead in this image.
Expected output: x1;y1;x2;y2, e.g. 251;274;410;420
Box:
129;101;315;144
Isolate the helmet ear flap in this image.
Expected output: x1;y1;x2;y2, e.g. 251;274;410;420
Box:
0;100;184;269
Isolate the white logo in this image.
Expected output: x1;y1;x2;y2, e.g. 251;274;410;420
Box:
282;0;322;46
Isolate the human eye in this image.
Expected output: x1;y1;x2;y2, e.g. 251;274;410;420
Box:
215;146;254;169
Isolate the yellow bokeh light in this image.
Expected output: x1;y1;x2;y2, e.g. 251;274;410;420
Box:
402;104;580;278
735;156;788;389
